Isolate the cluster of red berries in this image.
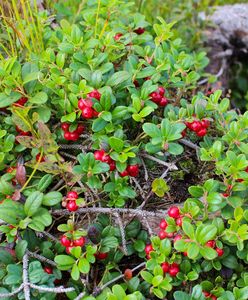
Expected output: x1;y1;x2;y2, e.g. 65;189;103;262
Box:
78;90;101;119
65;191;79;212
205;240;224;257
14;97;28;107
149;87;168;106
185;119;210;137
203;291;217;300
60;234;86;254
145;244;180;277
158;206;182;239
119;164;139;177
94;149;116;171
61;122;85;141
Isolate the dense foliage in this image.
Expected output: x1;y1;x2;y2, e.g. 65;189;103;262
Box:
0;1;247;300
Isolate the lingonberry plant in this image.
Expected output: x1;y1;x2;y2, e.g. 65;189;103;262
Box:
0;1;247;300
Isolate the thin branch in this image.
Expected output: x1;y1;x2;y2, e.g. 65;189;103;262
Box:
115;213;128;255
23;254;31;300
27;250;57;267
198;59;226;85
29;284;75;293
59;151;77;160
140;158;149;181
74;291;86;300
52;207;168;218
38;231;60;243
92;262;146;296
59;144;87;150
140;153;177;170
180;138;200;150
0;284;24;298
50;178;65;192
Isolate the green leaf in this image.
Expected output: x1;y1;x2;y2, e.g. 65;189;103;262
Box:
92;118;108;132
141;271;153;283
54;255;76;270
106;71;130;87
152;275;163;287
42;191;62;206
15;240;28;260
196;225;217;245
29;92;48;104
78;258;90;274
187;243;199;259
0;92;21;108
168;143;184;155
109;137;124;152
143;123;161;138
37;174;53;192
152;178;169;197
71;264;80;281
24;191;43;216
71;247;82;259
182;221;195;240
200;246;218;260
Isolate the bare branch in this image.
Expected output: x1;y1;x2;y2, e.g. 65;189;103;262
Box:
23;254;31;300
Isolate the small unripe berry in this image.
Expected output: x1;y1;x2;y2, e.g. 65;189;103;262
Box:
124;269;132;280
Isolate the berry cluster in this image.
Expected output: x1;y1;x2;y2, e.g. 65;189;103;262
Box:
94;149;116;171
78;90;101;119
65;191;79;212
205;240;224;257
119;164;139;177
203;291;217;300
149;87;168;106
60;234;86;254
61;123;84;141
145;244;180;277
185;119;210;137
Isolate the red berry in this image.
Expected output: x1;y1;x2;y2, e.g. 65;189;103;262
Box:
101;154;112;164
13;97;28;107
6;167;16;173
181;129;187;138
205;240;216;248
66;246;74;254
161;262;170;273
146;253;151;260
196;128;207;137
88;90;101;100
81;107;94;119
124;269;132;280
173;234;182;243
159;97;168;107
64;131;71;140
150;92;161;104
216;248;224;257
169;264;179;277
78;98;93;110
127;164;139;177
134;27;145;35
95;252;108;260
69;132;79;141
166;231;174;238
94;150;106;161
168;206;180;219
176;217;183;227
61;235;71;247
76;124;85;135
66;200;78;212
183;252;188;256
109;160;116;171
201;119;210;128
222;193;229;197
15;126;23;133
61;123;70;131
145;244;153;255
73;237;85;247
114;33;123;41
159;219;168;230
67;191;78;199
158;87;165;96
36;153;45;162
211;296;217;300
203;291;211;297
190;121;202;132
134;80;139;87
159;230;167;240
44;266;53;274
120;170;129;177
245;167;248;173
237;178;244;183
